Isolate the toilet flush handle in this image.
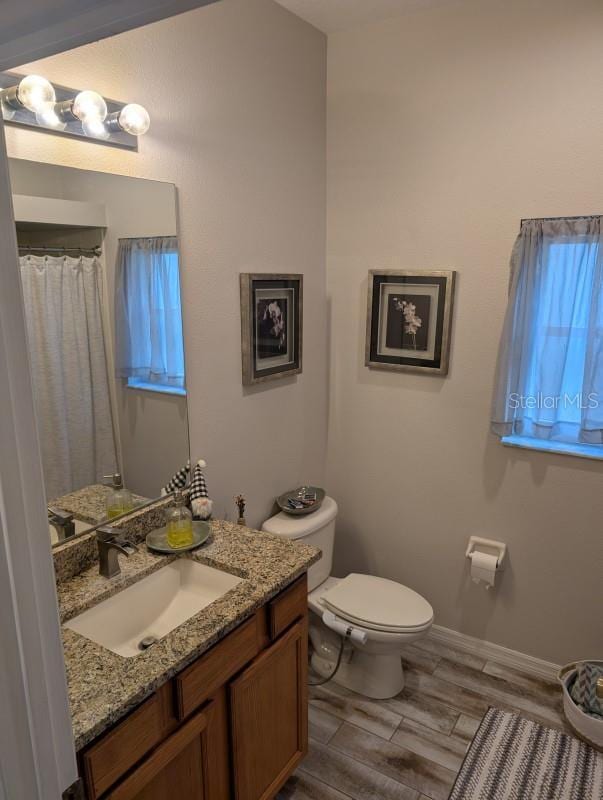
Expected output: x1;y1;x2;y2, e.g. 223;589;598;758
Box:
322;610;368;646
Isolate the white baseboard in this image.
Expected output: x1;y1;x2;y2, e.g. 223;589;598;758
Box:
429;624;560;681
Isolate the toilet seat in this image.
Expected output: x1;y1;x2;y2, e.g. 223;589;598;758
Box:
320;573;433;634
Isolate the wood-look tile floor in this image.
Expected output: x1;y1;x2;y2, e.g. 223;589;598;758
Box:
277;637;567;800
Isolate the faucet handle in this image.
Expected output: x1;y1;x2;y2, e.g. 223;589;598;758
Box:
97;526;138;578
96;525;120;541
102;473;123;489
97;525;138;554
48;506;74;523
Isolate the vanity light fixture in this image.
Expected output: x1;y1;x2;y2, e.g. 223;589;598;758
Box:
35;102;67;131
0;71;150;151
82;117;112;140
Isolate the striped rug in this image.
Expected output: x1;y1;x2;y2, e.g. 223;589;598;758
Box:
449;708;603;799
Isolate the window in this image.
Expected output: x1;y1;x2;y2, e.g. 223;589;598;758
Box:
115;237;186;395
491;216;603;459
126;377;186;396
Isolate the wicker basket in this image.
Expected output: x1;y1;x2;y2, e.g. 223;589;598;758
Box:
558;661;603;751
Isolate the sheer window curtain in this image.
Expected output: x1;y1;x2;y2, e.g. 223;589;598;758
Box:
491;216;603;445
115;237;185;388
19;255;118;499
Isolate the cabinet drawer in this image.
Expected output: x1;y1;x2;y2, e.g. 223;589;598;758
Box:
268;575;307;640
175;612;261;720
81;683;176;800
104;701;214;800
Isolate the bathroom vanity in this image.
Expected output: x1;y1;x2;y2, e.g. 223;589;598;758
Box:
56;516;320;800
79;576;308;799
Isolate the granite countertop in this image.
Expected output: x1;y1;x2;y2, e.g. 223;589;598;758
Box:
59;519;320;751
50;484;150;526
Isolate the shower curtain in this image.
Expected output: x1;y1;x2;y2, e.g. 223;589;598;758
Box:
19;254;117;500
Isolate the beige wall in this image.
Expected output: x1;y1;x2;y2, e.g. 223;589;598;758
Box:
326;0;603;664
6;0;328;525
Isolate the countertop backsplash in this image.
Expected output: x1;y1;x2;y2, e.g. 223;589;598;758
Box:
52;496;174;583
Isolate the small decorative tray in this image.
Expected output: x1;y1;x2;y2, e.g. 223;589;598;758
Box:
146;520;211;554
276;486;325;516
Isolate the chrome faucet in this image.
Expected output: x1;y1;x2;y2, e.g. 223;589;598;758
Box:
48;507;76;541
97;526;138;578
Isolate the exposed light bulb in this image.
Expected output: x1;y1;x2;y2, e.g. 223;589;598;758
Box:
17;75;55;113
72;90;107;122
82;117;110;140
35;101;66;130
117;103;150;136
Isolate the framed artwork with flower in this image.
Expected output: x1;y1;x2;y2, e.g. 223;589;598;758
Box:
365;269;456;375
240;273;303;385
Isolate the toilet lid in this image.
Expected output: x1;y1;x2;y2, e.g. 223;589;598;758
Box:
321;574;433;633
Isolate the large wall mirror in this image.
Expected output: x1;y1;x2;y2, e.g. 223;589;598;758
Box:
8;158;190;547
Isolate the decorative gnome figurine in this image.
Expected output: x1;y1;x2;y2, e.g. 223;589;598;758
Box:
161;461;190;496
189;459;213;520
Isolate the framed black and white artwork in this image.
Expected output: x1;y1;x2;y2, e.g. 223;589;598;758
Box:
365;269;456;375
240;273;303;385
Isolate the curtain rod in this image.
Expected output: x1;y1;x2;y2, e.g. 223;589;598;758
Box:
18;244;102;256
118;235;176;241
521;214;602;224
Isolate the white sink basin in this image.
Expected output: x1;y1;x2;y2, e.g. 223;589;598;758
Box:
65;559;242;657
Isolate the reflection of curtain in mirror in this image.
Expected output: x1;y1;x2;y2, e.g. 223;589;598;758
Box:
19;255;118;500
114;237;185;387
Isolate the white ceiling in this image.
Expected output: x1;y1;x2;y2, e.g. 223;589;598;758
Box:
274;0;441;34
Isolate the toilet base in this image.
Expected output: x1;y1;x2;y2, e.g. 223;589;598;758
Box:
310;632;405;699
307;577;432;701
313;649;405;699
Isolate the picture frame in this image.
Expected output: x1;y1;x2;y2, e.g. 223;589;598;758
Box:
240;273;303;385
365;269;456;375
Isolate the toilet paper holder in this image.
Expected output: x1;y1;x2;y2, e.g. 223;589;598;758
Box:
465;536;507;568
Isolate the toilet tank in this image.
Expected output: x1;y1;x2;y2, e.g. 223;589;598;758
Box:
262;496;337;591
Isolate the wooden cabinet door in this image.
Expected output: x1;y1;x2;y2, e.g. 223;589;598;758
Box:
104;702;214;800
81;684;178;800
230;618;308;800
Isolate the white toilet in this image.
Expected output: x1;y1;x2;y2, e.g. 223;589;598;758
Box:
262;496;433;699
